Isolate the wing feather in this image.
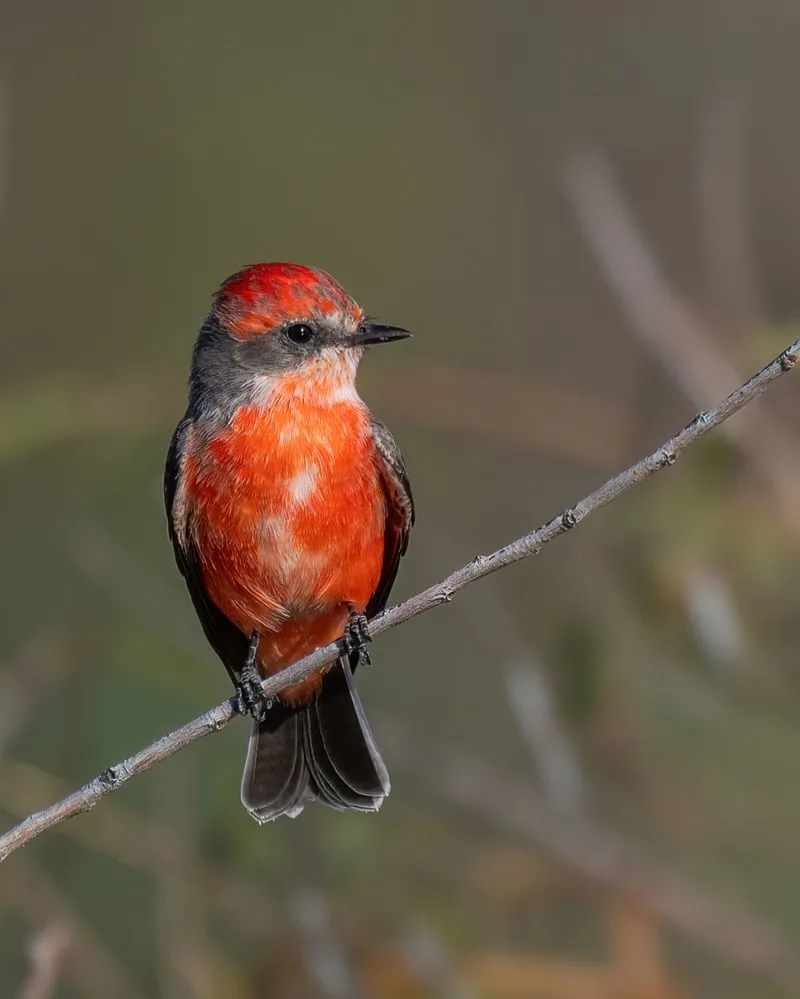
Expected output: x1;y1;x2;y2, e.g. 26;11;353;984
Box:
366;417;414;619
164;415;249;683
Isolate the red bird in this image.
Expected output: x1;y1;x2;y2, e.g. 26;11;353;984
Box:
165;263;414;821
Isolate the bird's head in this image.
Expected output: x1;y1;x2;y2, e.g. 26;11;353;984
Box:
189;262;410;415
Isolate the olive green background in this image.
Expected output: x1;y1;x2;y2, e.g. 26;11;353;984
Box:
1;2;800;996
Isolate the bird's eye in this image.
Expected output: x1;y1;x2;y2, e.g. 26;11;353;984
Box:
286;323;315;344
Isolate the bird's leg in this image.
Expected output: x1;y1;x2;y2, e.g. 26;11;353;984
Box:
343;605;372;666
233;629;268;721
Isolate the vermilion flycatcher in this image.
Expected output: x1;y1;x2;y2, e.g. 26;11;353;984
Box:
165;263;414;822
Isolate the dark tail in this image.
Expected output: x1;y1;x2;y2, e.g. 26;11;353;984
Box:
240;657;390;823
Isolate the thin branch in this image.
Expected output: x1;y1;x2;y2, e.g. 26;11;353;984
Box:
0;337;798;862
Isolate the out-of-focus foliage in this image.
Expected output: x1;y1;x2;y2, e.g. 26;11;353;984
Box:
2;2;800;996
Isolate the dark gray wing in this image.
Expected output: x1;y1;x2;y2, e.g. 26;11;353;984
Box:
164;414;249;683
366;416;414;618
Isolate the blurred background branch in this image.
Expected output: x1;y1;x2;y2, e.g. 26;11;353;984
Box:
698;93;763;332
563;147;800;533
14;924;69;999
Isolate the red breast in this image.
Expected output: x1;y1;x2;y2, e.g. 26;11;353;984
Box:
183;378;386;701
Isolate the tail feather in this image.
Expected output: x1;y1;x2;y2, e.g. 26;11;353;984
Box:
310;657;390;798
240;657;389;822
241;712;309;823
302;706;384;812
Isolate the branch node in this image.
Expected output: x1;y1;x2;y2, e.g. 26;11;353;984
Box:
99;765;126;789
658;448;678;468
213;711;232;732
561;508;578;529
688;410;711;429
780;348;798;371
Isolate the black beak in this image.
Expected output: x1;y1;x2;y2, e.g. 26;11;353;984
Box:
350;322;412;347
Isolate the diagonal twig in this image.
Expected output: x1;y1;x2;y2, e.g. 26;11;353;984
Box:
0;336;798;862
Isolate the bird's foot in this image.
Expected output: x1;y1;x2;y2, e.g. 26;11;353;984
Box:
343;608;372;666
233;629;269;721
233;676;267;721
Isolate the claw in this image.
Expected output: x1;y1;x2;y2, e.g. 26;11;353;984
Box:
233;629;268;721
233;677;266;721
343;608;372;666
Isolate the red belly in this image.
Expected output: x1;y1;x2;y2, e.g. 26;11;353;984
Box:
185;401;386;704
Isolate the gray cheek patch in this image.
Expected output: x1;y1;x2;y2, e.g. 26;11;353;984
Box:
188;314;351;423
237;329;304;375
188;316;265;422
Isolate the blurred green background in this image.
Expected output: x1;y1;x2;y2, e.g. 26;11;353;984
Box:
2;2;800;996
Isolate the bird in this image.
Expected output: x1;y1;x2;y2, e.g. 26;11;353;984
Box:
165;262;414;822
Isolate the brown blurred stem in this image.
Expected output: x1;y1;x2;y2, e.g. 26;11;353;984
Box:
564;147;800;533
698;94;763;331
15;925;69;999
5;858;147;999
0;336;799;862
